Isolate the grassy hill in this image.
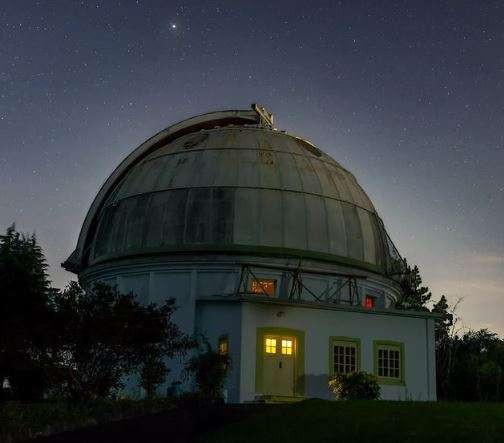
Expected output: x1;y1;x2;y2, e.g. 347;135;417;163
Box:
202;399;504;443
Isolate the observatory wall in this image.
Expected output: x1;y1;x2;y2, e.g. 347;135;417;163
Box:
197;299;437;402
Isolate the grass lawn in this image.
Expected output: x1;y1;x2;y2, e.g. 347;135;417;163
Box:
0;398;176;442
201;399;504;443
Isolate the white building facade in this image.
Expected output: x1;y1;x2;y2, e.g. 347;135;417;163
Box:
64;105;437;402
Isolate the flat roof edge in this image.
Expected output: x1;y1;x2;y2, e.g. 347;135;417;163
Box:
196;296;441;319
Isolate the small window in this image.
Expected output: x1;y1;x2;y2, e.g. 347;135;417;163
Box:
378;348;400;378
265;338;277;354
331;339;359;374
250;278;276;297
218;336;229;355
281;339;293;355
374;341;404;383
364;295;376;309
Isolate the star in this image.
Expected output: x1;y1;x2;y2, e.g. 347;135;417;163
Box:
170;23;177;30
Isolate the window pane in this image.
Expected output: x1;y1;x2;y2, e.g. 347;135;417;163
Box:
265;338;277;353
333;342;357;374
218;337;228;355
251;279;276;296
364;295;376;309
377;345;401;380
282;339;293;355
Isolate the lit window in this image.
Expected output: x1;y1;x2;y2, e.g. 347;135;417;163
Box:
218;336;229;355
250;278;276;297
332;340;359;374
364;295;376;309
281;339;293;355
265;338;277;354
375;342;403;382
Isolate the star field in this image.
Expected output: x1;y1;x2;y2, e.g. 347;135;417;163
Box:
0;0;503;334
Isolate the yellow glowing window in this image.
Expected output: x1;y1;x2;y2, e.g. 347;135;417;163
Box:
265;338;277;353
218;337;229;355
281;339;293;355
250;278;276;297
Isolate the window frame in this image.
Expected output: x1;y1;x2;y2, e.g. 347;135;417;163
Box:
264;337;277;354
373;340;405;385
281;338;293;355
218;335;229;355
249;277;277;297
364;295;376;309
328;336;361;376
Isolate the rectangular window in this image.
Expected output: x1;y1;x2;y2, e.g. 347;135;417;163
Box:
265;338;277;354
374;341;404;384
218;336;229;355
330;338;360;375
250;278;276;297
364;295;376;309
281;339;293;355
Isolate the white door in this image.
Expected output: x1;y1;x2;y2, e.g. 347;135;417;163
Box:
262;335;295;396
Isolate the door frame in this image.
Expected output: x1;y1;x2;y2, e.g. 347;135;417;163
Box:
255;327;305;397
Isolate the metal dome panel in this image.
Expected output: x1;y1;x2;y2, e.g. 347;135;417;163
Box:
64;106;401;276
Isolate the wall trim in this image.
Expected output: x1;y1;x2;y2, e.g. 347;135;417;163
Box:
373;340;406;386
198;296;441;320
328;336;362;376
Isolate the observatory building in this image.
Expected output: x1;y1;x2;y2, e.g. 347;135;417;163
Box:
64;104;437;402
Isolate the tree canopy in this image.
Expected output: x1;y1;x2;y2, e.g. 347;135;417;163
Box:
52;282;194;400
395;260;432;311
0;225;194;401
0;225;55;400
396;260;504;401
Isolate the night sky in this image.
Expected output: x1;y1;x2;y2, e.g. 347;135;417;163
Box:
1;1;503;335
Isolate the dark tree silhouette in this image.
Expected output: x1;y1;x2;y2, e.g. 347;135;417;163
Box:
139;353;169;400
0;225;56;400
185;340;231;402
448;330;504;401
395;260;432;311
53;282;194;400
432;294;454;399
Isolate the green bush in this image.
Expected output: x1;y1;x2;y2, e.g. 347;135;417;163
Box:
329;371;380;400
185;343;231;402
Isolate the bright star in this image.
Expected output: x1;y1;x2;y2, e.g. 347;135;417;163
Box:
171;23;177;30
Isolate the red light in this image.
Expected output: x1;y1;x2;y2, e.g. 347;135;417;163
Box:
364;296;376;309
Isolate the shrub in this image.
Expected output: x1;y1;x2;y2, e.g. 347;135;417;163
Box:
139;354;168;400
329;371;380;400
185;341;230;402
